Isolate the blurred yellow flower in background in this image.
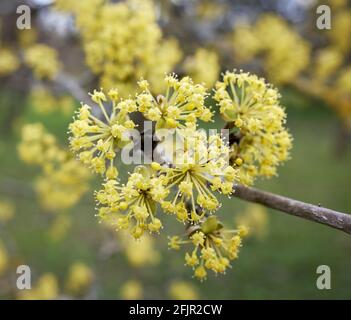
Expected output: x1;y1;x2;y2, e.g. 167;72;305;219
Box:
235;204;269;239
18;123;91;212
65;262;94;296
48;214;72;242
0;241;9;276
121;232;160;267
18;123;64;166
17;273;59;300
56;0;181;97
24;44;61;80
184;48;220;87
328;10;351;54
35;158;90;212
313;48;343;83
169;281;199;300
120;280;143;300
0;49;20;77
0;199;15;223
29;87;75;115
232;14;310;85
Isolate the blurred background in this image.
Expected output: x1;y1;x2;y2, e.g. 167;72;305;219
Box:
0;0;350;299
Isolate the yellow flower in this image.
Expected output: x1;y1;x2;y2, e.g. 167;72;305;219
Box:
168;236;182;250
96;166;168;239
194;266;207;280
214;70;292;185
156;129;237;222
69;88;136;178
136;74;212;130
233;14;310;85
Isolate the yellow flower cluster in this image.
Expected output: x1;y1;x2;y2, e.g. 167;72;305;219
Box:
69;74;213;180
96;167;168;239
0;48;20;76
183;48;220;87
17;273;59;300
169;216;248;280
35;159;90;212
18;123;65;165
157;130;237;222
327;10;351;54
56;0;181;97
24;44;61;79
65;262;94;296
232;14;310;85
214;71;292;185
136;75;213;129
29;86;75;115
69;89;136;179
18;123;91;211
305;1;351;129
231;24;261;62
69;71;292;280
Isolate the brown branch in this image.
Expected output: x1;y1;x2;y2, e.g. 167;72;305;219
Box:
54;72;90;104
233;184;351;235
